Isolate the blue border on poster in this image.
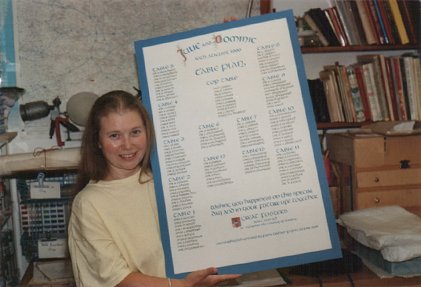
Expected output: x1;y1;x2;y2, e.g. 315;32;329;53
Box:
0;0;17;86
134;9;341;278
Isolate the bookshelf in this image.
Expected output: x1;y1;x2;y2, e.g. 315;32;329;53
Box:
271;0;420;129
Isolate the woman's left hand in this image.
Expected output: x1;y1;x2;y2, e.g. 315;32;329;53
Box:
180;267;240;287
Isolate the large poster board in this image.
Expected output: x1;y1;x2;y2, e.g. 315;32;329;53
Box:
135;10;341;278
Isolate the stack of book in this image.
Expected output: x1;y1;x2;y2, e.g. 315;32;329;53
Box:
311;52;421;123
303;0;420;47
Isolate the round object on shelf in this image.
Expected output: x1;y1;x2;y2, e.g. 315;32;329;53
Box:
66;92;98;127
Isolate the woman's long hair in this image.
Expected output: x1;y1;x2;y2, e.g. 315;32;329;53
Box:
74;90;154;193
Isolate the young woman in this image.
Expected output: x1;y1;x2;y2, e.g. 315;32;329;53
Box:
68;90;239;286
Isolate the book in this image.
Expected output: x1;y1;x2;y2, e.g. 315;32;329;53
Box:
378;54;396;121
303;13;330;47
360;62;383;121
414;57;421;119
349;0;367;45
346;65;366;122
307;8;341;46
372;0;390;44
355;0;378;45
357;55;390;121
383;57;399;120
367;0;387;44
352;63;372;121
338;64;358;122
389;56;408;120
400;54;418;120
308;79;331;122
406;0;420;44
331;6;350;46
324;7;348;47
397;0;420;44
376;0;396;45
320;70;345;122
323;63;355;122
334;0;360;45
387;0;410;44
382;0;401;44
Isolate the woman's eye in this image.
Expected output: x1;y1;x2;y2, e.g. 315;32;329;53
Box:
109;133;119;139
132;129;143;136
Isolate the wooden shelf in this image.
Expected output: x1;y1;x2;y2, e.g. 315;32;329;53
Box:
317;122;367;130
0;132;17;149
302;44;420;54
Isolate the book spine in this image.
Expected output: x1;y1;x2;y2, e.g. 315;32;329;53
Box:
361;63;382;121
325;8;347;46
373;0;390;44
353;64;372;121
355;0;378;45
377;0;395;45
346;66;366;122
349;0;367;45
388;0;410;44
333;0;356;45
338;64;357;122
383;56;398;121
401;56;417;120
390;56;408;120
414;57;421;120
367;0;387;44
377;54;395;121
303;14;330;47
308;8;341;46
397;0;418;44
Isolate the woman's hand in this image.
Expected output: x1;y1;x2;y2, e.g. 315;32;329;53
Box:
179;267;241;287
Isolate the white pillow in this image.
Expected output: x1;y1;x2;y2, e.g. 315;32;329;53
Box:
337;206;421;262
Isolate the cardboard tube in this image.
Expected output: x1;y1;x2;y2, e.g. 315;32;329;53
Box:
0;148;80;176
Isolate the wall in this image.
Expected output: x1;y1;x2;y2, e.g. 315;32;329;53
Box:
8;0;261;153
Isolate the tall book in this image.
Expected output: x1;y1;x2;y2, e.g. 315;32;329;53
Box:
367;0;387;44
372;0;390;44
397;0;420;44
338;64;358;122
376;0;396;45
414;57;421;119
303;13;330;47
389;56;408;120
323;65;348;121
387;0;410;44
334;0;361;45
360;62;383;121
319;70;345;122
400;54;418;120
357;55;390;121
306;8;341;46
355;0;378;45
349;0;367;45
308;79;331;122
383;57;399;120
324;7;348;46
346;65;366;122
351;63;372;121
382;0;401;44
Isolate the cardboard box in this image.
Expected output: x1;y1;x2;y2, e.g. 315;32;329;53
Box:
326;133;421;168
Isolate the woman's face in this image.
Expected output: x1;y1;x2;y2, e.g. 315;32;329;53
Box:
98;109;147;180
